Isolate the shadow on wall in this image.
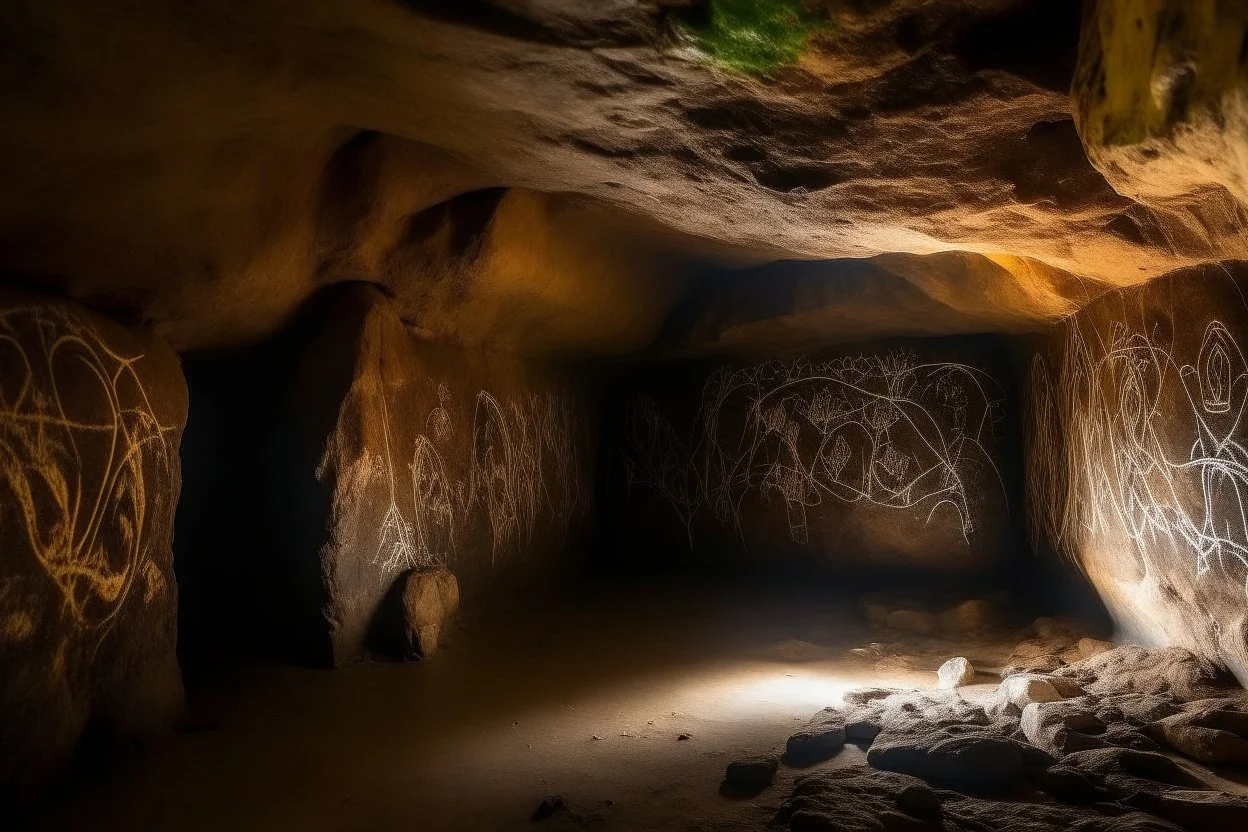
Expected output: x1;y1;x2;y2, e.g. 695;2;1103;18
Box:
174;293;347;674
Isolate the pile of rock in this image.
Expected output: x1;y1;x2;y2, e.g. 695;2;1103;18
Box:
731;642;1248;831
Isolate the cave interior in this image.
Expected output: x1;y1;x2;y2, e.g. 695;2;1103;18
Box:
6;1;1248;830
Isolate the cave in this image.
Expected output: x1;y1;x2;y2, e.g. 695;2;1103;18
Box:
6;1;1248;830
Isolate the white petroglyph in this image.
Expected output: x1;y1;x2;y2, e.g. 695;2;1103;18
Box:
622;351;1005;548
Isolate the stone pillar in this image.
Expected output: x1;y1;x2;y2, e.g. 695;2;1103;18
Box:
0;288;186;805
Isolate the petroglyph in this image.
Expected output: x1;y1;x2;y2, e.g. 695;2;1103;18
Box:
0;306;178;631
1029;311;1248;596
621;351;1005;548
371;386;586;580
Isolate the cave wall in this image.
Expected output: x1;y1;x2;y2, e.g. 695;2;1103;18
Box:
0;288;186;803
295;285;594;665
606;336;1017;574
1026;262;1248;683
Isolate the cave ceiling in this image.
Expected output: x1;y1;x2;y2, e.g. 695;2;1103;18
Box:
1;0;1245;355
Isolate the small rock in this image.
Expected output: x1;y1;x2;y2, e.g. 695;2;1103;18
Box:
1020;701;1106;756
531;795;566;822
867;731;1029;793
723;755;779;795
895;783;942;819
997;674;1082;707
677;732;692;741
403;566;460;660
937;657;975;689
1002;655;1067;677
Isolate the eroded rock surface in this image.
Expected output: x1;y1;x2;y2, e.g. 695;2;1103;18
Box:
295;285;593;665
0;288;186;804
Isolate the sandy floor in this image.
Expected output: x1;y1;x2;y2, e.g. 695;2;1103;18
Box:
30;579;1034;832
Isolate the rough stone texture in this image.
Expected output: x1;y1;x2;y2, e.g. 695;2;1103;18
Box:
402;566;460;660
1073;1;1248;207
3;1;1248;359
722;755;779;795
937;657;975;689
938;600;999;637
768;643;1248;832
1028;264;1248;684
1151;709;1248;763
296;285;593;665
609;336;1012;569
0;288;187;805
786;711;847;766
997;674;1082;708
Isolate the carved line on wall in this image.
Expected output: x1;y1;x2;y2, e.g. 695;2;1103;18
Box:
620;351;1005;549
1029;311;1248;596
372;385;586;581
0;306;178;633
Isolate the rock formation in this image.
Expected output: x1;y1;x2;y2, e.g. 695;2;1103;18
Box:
0;288;186;803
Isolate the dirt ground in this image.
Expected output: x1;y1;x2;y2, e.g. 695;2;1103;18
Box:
28;578;1098;831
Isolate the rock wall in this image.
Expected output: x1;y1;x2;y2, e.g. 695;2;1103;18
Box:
608;338;1014;571
297;286;593;665
0;288;186;804
1027;262;1248;683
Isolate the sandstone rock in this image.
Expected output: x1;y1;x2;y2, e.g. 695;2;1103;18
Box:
1062;747;1206;793
1025;763;1106;805
867;731;1029;794
723;755;779;795
1074;638;1115;661
786;716;847;766
843;687;897;706
403;567;460;660
936;657;975;689
0;289;187;805
997;674;1081;708
1151;711;1248;763
297;285;591;665
1144;789;1248;831
1019;701;1106;756
938;600;998;636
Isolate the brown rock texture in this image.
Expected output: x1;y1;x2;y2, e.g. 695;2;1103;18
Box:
1074;0;1248;206
296;285;593;665
609;336;1013;569
1027;263;1248;684
0;288;186;804
1;0;1246;355
403;566;460;660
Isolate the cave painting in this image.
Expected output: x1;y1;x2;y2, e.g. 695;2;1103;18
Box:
1030;312;1248;597
372;385;586;579
0;306;178;633
621;351;1005;548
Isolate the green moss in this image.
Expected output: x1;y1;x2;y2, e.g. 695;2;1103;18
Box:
680;0;829;75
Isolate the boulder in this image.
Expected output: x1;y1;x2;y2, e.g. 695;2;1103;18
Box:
403;567;460;660
1019;701;1106;756
867;730;1029;794
1151;711;1248;763
723;755;779;795
786;715;847;766
936;657;975;689
997;674;1082;708
0;289;187;805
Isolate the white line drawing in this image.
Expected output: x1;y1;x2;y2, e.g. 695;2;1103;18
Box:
371;383;586;580
1028;308;1248;597
621;351;1005;548
0;306;178;632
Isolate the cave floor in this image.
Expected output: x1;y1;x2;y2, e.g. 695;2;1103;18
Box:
26;577;1133;831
